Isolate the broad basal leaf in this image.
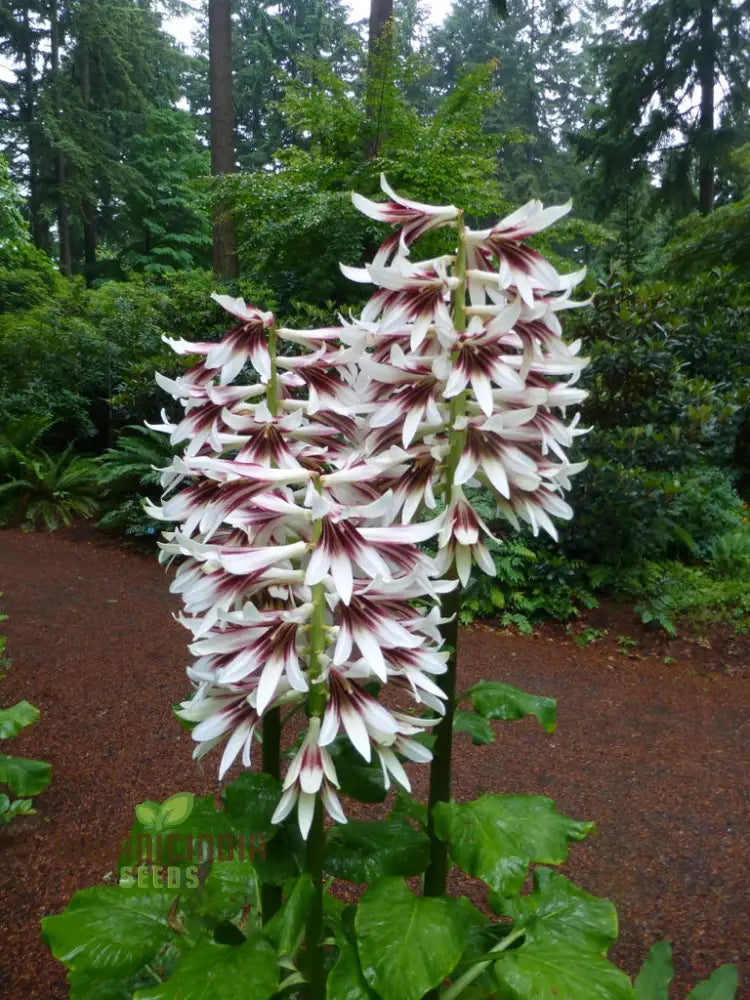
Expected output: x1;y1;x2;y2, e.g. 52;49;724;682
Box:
134;934;278;1000
41;885;182;976
0;700;39;739
193;858;260;926
264;873;314;957
634;941;674;1000
324;819;430;882
495;940;636;1000
453;709;495;745
434;794;593;897
355;878;472;1000
495;868;619;953
69;970;143;1000
327;932;374;1000
221;772;282;842
329;738;388;803
388;787;428;829
469;681;556;733
686;965;739;1000
0;753;51;796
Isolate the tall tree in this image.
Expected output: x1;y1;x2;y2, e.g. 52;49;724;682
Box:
189;0;359;171
208;0;238;278
0;0;50;250
365;0;394;155
423;0;588;205
48;0;72;275
1;0;194;277
575;0;750;217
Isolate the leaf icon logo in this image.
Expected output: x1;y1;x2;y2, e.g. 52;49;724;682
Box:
134;793;194;832
160;792;195;828
135;800;161;829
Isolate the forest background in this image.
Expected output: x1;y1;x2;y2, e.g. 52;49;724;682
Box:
1;0;749;634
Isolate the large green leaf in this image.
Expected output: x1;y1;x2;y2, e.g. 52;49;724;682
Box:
329;739;388;803
494;940;636;1000
434;795;594;897
686;965;739;1000
41;885;182;975
264;873;314;957
0;700;39;738
355;878;473;1000
134;934;278;1000
253;825;303;886
388;787;428;829
495;868;619;952
221;772;282;842
69;970;142;1000
634;941;674;1000
327;933;374;1000
453;709;495;745
469;681;556;733
324;819;430;882
194;858;260;926
0;753;51;796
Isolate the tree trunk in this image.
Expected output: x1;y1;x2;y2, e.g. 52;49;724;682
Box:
365;0;394;157
697;0;715;215
80;43;97;278
209;0;239;279
50;0;72;276
22;7;47;251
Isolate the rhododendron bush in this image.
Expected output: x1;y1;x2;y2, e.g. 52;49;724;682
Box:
41;181;738;1000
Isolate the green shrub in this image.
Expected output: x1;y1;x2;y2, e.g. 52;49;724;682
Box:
0;698;52;825
97;426;175;537
0;290;111;442
0;431;100;531
563;463;744;567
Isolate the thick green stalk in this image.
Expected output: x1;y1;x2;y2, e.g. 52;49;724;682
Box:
261;322;282;920
304;573;328;999
441;926;526;1000
424;214;467;898
304;797;326;999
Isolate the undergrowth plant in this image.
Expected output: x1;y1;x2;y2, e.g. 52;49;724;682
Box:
42;180;739;1000
0;619;52;825
0;416;99;531
97;426;177;537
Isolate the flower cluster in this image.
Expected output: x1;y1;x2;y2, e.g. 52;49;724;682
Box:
151;178;589;838
346;176;589;586
150;295;450;838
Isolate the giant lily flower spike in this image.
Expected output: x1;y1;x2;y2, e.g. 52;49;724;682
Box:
345;178;589;582
152;293;452;838
153;180;588;842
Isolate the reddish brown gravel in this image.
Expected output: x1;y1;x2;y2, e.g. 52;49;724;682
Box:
0;525;747;999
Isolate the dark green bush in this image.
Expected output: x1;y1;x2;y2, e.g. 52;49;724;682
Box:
97;426;175;537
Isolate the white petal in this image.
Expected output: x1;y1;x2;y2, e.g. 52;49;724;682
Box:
297;791;317;839
341;701;372;761
219;720;253;780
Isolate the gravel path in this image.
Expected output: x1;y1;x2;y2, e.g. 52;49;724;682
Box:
0;526;747;998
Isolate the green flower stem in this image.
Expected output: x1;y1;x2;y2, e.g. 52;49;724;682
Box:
424;213;467;898
261;321;282;920
304;797;326;1000
441;926;526;1000
266;324;279;415
304;571;328;999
